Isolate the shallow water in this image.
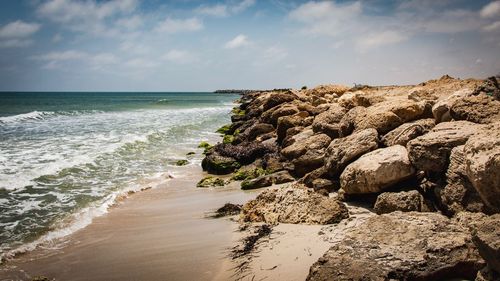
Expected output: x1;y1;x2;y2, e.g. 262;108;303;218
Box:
0;92;237;261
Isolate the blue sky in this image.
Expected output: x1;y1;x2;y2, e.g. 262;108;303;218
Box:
0;0;499;91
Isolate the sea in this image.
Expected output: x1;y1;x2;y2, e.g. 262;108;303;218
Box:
0;92;237;261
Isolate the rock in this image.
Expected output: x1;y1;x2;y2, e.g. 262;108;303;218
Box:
213;142;278;165
381;118;435;147
439;145;486;215
241;174;273;190
212;203;242;218
282;127;313;148
354;110;403;134
241;184;349;224
311;104;348;138
244;123;275;141
291;149;326;177
197;176;226;188
262;92;297;111
201;153;240;175
262;153;285;173
175;159;189;166
353;100;428;134
276;111;310;143
374;190;433;214
266;104;299;126
450;94;500;124
337;91;372;109
464;122;500;211
432;88;471;123
307;212;485;281
340;145;415;194
324;128;379;178
407;120;481;174
241;170;294;190
306;84;350;97
476;265;500;281
281;133;331;159
311;178;338;193
472;214;500;274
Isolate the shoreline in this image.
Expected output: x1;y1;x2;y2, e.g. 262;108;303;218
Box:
0;165;257;281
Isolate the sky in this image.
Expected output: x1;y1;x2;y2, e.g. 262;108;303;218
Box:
0;0;499;91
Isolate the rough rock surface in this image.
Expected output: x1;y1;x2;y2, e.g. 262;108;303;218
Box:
241;184;349;224
472;214;500;274
381;118;435;147
241;171;295;190
451;94;500;124
439;145;486;215
432;88;472;123
281;133;331;160
374;190;433;214
407;120;481;174
201;153;240;175
311;104;348;138
307;212;485;281
324;128;379;178
340;145;415;194
464;122;500;212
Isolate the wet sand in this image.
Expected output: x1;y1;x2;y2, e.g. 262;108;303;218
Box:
0;167;256;281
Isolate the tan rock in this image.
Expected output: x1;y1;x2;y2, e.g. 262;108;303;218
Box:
407;120;481;174
381;118;435;147
241;184;349;225
307;212;485;281
324;128;379;178
340;145;415;194
374;190;433;214
464;122;500;211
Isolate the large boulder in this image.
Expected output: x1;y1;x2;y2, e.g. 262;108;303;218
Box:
381;118;435;147
291;149;326;177
243;123;275;141
241;170;295;190
340;145;415;195
261;103;299;126
407;120;481;174
307;212;485;281
464;122;500;212
439;145;486;215
201;153;240;174
281;133;331;159
324;128;379;178
282;127;314;148
353;100;428;134
262;91;297;111
432;88;471;123
472;214;500;274
241;184;349;225
374;190;433;214
213;142;278;165
276;111;311;143
311;104;348;138
306;84;350;97
450;94;500;124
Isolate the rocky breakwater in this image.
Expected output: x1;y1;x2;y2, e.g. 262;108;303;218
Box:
201;75;500;280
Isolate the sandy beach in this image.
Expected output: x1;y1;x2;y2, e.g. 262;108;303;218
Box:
0;166;256;281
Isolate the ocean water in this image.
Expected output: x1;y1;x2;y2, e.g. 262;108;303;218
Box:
0;92;237;261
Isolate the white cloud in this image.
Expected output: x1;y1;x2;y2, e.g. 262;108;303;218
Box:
34;50;88;61
124;58;158;68
224;34;249;49
195;4;228;17
0;39;33;48
0;20;41;38
288;1;362;36
37;0;137;23
115;15;143;30
480;1;500;18
231;0;256;13
155;17;203;33
120;41;150;55
52;33;62;43
483;20;500;32
195;0;255;18
162;50;194;64
356;30;407;52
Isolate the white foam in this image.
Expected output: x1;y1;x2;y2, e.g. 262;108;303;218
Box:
0;111;54;124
